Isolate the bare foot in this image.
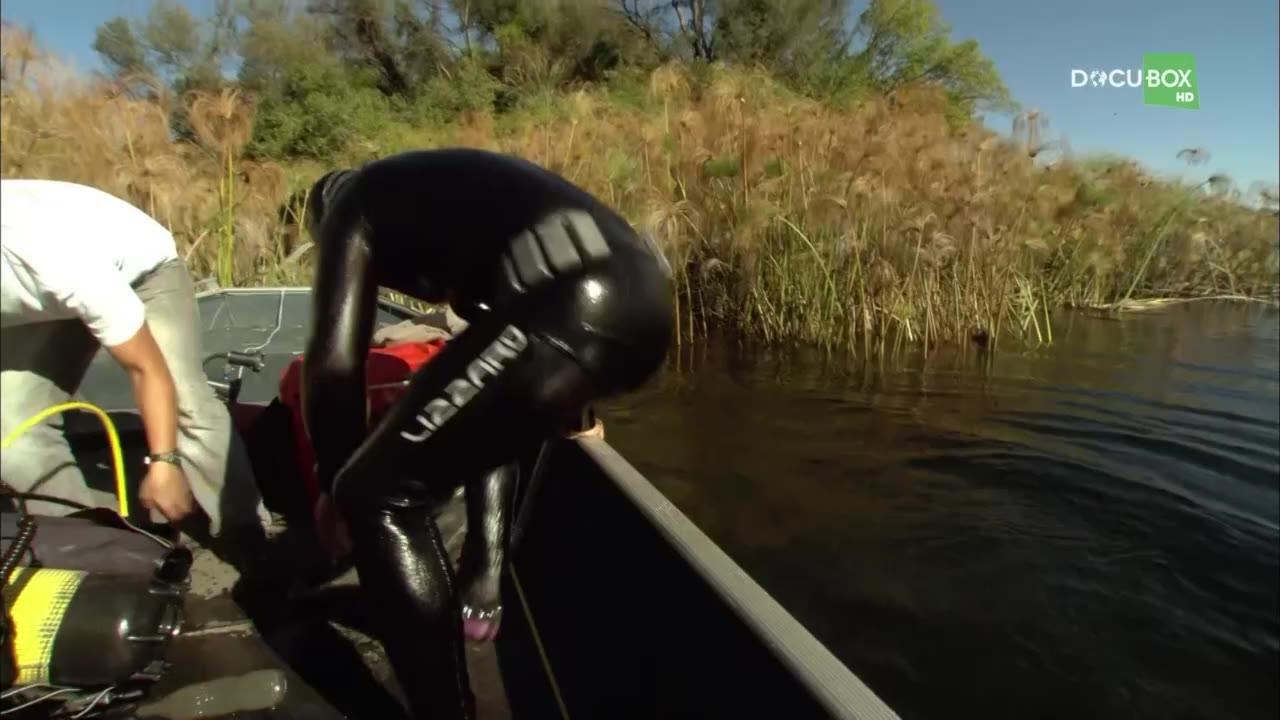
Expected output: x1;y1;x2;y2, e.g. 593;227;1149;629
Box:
459;569;503;643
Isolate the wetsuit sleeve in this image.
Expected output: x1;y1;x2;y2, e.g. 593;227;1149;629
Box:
301;218;378;492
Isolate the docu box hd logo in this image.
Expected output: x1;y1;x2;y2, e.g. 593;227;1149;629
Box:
1070;53;1198;109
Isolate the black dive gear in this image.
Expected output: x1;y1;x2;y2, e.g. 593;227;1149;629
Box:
302;148;673;719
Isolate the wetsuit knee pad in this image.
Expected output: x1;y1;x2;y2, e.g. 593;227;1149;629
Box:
532;240;675;396
465;209;675;395
336;471;452;521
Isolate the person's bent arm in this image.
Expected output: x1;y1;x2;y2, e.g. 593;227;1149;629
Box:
13;235;195;523
301;218;378;496
105;323;194;522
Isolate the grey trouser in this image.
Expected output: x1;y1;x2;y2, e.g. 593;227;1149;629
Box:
0;260;269;536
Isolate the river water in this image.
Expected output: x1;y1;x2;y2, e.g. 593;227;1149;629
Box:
602;304;1279;720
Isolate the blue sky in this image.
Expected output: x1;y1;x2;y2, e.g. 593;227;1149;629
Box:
935;0;1279;192
3;0;1277;191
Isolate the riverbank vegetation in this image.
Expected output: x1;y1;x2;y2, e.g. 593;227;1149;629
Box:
2;0;1276;354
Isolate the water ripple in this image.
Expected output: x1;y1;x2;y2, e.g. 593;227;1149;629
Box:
607;305;1280;720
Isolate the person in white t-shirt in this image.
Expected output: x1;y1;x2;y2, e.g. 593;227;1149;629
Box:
1;178;269;549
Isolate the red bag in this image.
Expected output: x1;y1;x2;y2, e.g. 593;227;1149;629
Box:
278;339;448;507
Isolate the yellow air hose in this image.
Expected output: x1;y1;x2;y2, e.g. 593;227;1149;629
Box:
1;402;129;518
1;404;169;691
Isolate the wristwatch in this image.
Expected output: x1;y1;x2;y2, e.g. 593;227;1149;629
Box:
145;450;183;468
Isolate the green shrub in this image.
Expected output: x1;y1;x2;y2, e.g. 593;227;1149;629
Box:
248;65;391;160
408;56;501;125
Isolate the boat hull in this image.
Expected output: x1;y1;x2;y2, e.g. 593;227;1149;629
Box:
50;287;897;720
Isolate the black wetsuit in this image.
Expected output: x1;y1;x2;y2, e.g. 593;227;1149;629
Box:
301;148;673;719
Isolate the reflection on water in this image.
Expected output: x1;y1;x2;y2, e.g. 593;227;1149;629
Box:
603;304;1279;720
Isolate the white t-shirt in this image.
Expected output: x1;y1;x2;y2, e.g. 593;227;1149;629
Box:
1;179;179;347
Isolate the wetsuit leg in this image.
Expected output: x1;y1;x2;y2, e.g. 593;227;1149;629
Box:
458;463;517;642
332;220;672;720
333;318;592;720
342;489;473;718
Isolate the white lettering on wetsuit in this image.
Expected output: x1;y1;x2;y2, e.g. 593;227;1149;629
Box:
398;325;528;443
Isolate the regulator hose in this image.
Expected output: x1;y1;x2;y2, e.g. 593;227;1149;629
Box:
1;402;129;518
1;402;156;702
1;401;130;587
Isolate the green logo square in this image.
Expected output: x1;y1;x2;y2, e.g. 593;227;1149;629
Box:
1143;53;1198;109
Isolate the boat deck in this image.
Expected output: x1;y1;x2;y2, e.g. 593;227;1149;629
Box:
50;406;511;718
46;286;902;720
164;494;512;719
69;288;511;718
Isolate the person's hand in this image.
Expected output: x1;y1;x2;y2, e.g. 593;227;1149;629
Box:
139;461;195;523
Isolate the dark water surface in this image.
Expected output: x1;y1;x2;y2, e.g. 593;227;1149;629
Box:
602;304;1279;720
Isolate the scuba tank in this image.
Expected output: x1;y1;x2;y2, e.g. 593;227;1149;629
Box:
1;507;186;693
3;566;183;688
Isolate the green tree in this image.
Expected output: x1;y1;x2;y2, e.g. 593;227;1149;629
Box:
452;0;520;37
141;0;201;75
713;0;853;79
248;63;392;159
236;0;333;96
850;0;1013;114
456;0;650;83
614;0;1009;116
613;0;735;62
307;0;453;97
92;17;153;79
93;0;234;93
670;0;715;60
93;0;1014;153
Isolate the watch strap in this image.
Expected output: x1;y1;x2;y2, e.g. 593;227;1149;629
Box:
146;450;183;467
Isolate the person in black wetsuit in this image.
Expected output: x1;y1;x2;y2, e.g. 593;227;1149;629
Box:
300;148;674;719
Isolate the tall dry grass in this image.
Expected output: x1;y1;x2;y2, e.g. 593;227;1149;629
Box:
4;30;1276;353
489;64;1278;352
1;26;299;285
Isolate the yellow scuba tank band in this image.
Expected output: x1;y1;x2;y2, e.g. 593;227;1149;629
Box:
1;567;85;686
1;401;129;518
